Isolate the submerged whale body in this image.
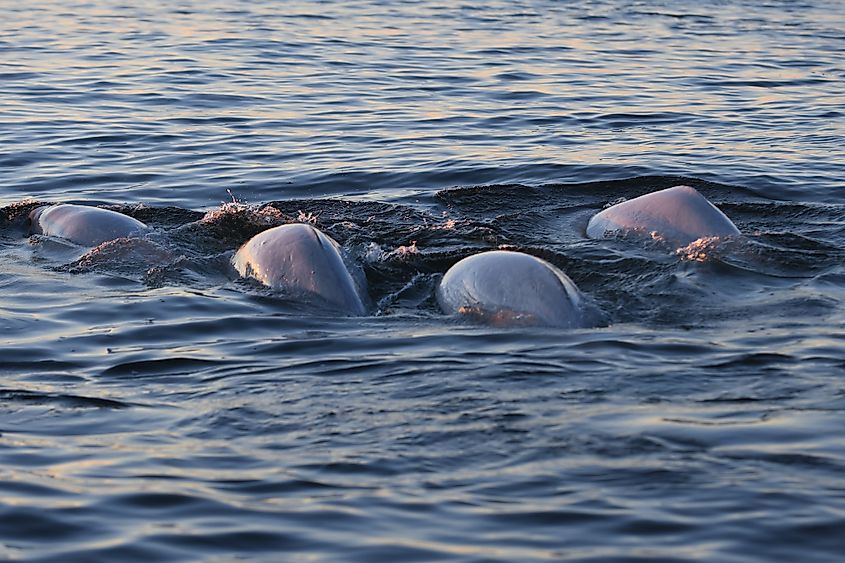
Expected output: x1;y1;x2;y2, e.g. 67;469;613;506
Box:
30;204;150;246
233;223;368;315
586;185;740;247
437;250;585;328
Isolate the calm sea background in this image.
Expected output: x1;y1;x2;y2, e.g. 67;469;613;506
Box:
1;1;845;561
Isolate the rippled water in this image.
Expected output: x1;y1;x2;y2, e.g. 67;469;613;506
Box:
2;1;845;561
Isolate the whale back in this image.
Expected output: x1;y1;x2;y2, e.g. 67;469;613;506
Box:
586;185;740;246
233;223;367;315
30;204;149;246
437;250;583;328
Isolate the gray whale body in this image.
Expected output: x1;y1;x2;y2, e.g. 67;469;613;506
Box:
437;250;585;328
586;185;740;247
233;223;367;316
30;204;150;246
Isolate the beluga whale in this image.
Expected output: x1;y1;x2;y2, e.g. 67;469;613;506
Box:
586;185;740;247
232;223;368;316
437;250;586;328
29;203;150;246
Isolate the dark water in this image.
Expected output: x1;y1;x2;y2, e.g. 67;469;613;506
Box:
2;1;845;561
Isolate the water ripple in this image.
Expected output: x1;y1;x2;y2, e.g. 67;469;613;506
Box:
1;0;845;560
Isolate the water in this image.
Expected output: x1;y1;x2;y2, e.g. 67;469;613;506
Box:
1;1;844;561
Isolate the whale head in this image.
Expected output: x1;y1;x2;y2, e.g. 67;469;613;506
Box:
586;185;740;247
233;223;368;316
29;204;150;246
437;250;585;328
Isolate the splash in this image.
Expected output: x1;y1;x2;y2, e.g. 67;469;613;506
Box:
199;202;285;227
675;236;724;262
437;218;458;230
387;240;418;260
362;240;419;263
1;198;42;227
226;189;242;205
363;242;386;263
296;210;319;225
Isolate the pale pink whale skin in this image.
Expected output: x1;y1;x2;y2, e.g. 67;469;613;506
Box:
437;250;584;328
233;223;367;315
29;204;150;246
586;185;740;247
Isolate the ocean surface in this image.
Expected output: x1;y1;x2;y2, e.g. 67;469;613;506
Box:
1;0;845;561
